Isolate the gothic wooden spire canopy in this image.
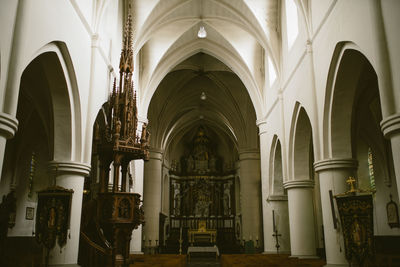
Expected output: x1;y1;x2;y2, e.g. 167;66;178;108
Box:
90;9;146;267
103;8;150;162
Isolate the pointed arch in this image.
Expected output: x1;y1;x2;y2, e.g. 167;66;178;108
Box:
289;102;313;181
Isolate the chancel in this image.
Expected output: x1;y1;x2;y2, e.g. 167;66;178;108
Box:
0;1;400;267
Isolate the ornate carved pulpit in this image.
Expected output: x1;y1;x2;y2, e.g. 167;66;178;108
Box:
93;9;148;267
335;177;374;266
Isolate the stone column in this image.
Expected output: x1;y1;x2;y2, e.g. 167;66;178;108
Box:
314;159;358;267
0;113;18;180
239;150;262;244
130;159;144;254
283;180;317;258
143;149;163;250
257;119;271;251
381;114;400;200
48;161;91;266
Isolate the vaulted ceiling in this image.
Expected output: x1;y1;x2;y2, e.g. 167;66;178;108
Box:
131;0;282;158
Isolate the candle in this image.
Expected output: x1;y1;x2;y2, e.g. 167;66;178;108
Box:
180;227;182;240
272;210;276;232
250;235;252;240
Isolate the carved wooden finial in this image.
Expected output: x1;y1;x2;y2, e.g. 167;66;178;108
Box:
119;8;134;74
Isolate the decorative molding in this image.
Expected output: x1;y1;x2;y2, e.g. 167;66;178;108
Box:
256;119;268;136
138;116;148;124
267;194;288;202
380;113;400;138
238;149;260;161
283;179;314;189
0;112;18;139
314;158;358;172
48;161;91;176
149;148;164;161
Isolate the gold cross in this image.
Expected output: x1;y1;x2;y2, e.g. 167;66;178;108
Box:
346;176;357;193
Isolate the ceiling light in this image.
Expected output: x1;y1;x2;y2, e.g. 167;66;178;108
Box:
198;25;207;38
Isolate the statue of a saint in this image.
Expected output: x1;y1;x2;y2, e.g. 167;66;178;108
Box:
173;184;181;215
223;183;231;215
187;155;194;172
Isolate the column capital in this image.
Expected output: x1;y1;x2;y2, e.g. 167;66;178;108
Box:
256;119;267;136
0;112;18;139
283;179;314;189
239;149;260;161
149;148;163;161
48;161;91;176
314;158;358;172
380;112;400;138
138;116;148;124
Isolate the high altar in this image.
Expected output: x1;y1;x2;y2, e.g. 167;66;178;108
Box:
165;127;240;252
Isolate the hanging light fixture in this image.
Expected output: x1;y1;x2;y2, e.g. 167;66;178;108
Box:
200;91;207;100
197;0;206;38
198;25;207;38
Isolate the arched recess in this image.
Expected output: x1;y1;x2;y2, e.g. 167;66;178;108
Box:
325;44;398;234
289;103;314;181
270;135;284;195
1;46;80;235
29;42;82;161
323;43;371;159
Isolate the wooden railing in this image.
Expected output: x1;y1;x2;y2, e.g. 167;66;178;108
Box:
78;199;113;267
79;229;113;267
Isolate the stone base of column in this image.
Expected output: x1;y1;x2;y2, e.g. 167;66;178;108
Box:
289;255;319;259
49;264;80;267
262;250;291;254
130;251;144;254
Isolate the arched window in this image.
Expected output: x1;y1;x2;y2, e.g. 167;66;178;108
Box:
285;0;299;49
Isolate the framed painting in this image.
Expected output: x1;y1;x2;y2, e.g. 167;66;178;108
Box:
26;207;34;220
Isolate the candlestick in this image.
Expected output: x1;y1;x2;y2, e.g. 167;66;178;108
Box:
272;210;276;232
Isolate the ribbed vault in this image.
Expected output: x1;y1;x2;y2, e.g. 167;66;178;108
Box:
148;53;258;160
133;0;281;118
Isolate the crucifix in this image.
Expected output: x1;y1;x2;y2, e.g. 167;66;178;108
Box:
272;210;281;254
346;176;357;193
